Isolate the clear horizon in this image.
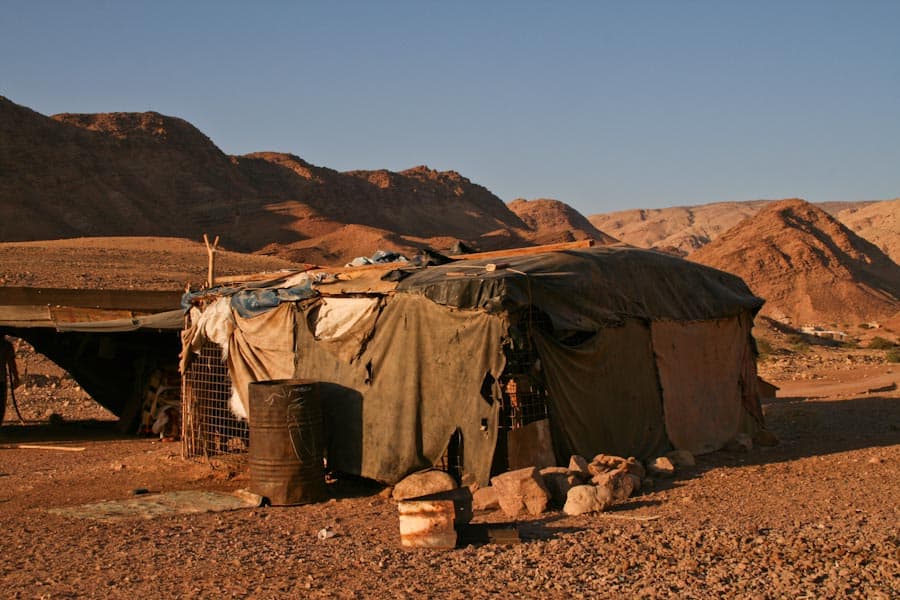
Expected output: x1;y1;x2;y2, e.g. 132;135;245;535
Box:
2;1;898;215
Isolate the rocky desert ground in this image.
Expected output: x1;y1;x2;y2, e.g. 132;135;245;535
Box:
0;326;898;599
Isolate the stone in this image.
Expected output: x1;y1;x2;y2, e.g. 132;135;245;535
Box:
724;433;753;453
592;454;627;470
591;468;635;502
666;449;696;467
563;484;613;516
460;472;480;492
753;429;780;447
568;455;591;478
540;466;578;508
490;466;551;517
392;470;457;501
647;456;676;478
624;457;646;479
472;486;500;511
626;473;642;493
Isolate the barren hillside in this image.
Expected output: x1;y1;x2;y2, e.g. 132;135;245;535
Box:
588;201;771;256
588;199;892;257
0;237;301;290
690;199;900;326
507;198;618;246
837;199;900;264
2;96;601;264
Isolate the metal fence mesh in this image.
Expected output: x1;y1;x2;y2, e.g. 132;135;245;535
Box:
181;342;249;460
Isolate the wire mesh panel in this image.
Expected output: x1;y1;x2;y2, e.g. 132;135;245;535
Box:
499;374;550;429
498;331;550;431
182;341;249;460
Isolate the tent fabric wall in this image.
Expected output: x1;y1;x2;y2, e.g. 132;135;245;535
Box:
294;293;507;485
532;318;669;462
650;317;753;455
228;303;296;413
180;246;766;482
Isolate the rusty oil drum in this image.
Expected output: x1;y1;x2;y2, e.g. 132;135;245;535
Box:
248;379;326;506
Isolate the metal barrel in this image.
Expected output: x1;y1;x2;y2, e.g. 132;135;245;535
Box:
248;379;326;506
397;499;458;549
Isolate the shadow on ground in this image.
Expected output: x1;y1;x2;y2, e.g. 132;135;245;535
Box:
681;395;900;477
0;419;132;444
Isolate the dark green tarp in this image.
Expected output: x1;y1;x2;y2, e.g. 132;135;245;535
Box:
398;247;763;329
294;293;507;485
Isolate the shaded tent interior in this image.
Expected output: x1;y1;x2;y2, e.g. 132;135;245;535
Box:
0;287;184;428
182;247;766;487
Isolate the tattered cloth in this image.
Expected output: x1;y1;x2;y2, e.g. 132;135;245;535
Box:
181;247;765;486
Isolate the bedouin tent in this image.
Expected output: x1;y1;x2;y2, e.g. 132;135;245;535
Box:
181;246;765;486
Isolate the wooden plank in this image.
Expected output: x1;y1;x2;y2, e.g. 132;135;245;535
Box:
50;306;136;323
315;270;402;295
311;261;410;275
15;445;86;452
214;268;313;285
0;304;53;326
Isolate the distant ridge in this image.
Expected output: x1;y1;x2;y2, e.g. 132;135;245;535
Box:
507;198;618;246
690;199;900;326
837;199;900;265
588;198;893;257
0;96;611;264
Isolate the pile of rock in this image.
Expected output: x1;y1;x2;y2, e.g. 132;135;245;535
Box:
469;450;695;518
388;449;698;523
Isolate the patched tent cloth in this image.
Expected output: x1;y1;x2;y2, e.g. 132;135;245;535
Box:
182;247;765;486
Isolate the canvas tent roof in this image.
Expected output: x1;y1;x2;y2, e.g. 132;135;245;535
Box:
183;246;765;486
398;247;763;327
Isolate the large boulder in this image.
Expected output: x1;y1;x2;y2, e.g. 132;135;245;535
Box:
472;486;500;511
563;484;614;516
392;470;457;501
490;467;551;517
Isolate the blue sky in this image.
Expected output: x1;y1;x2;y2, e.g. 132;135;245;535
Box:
2;1;898;215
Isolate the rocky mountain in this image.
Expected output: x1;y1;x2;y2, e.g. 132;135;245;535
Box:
507;198;618;246
588;201;772;256
690;199;900;326
588;199;894;258
836;199;900;265
1;96;614;264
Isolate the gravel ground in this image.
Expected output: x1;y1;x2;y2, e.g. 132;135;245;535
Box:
0;346;897;599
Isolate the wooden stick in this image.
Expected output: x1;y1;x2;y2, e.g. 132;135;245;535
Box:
16;444;86;452
214;268;315;285
203;234;220;287
450;239;595;261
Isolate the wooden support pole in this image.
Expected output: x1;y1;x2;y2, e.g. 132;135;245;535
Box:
203;234;220;288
